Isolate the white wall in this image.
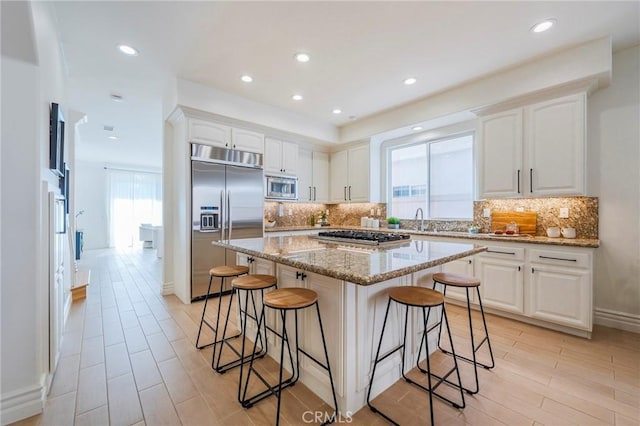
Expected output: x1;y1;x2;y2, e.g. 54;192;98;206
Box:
1;1;69;423
75;161;110;249
587;45;640;325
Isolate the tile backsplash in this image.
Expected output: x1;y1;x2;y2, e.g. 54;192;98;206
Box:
264;202;387;227
265;197;598;239
474;197;598;238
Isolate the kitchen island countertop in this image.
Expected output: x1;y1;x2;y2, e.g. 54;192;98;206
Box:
213;234;486;285
265;225;600;248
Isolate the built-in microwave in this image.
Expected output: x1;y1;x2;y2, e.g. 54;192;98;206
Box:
265;174;298;200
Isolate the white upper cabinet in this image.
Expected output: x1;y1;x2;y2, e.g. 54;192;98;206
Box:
526;94;585;196
477;93;586;198
330;145;369;202
264;137;299;175
231;128;265;154
478;110;523;198
187;119;264;154
299;150;329;203
188;119;232;148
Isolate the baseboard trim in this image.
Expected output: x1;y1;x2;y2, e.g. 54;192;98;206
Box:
594;308;640;333
0;384;44;425
162;280;174;296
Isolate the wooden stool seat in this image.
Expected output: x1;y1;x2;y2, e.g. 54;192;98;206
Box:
209;265;250;277
263;288;317;310
232;274;277;290
433;272;480;288
389;286;444;307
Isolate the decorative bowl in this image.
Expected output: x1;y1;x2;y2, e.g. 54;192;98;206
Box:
265;220;276;228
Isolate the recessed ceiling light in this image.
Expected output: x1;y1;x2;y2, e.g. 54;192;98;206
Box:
103;125;114;132
241;75;253;83
108;135;119;140
332;109;342;114
110;93;124;102
531;19;556;33
294;53;310;63
291;94;303;101
117;44;139;56
403;77;417;85
412;126;423;131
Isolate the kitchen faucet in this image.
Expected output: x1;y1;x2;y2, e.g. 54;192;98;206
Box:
414;208;425;231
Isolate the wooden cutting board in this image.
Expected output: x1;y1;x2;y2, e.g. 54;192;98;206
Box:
491;211;537;234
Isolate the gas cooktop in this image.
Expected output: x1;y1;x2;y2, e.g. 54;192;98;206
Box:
313;230;411;246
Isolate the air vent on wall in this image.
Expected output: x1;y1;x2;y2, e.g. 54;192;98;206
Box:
110;93;124;102
103;125;114;132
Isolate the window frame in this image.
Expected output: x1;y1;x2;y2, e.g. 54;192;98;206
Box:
382;125;476;220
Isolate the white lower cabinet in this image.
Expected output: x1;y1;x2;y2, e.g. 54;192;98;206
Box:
236;252;274;275
476;256;525;314
421;236;594;336
528;248;592;330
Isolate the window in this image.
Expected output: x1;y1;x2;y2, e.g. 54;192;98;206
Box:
388;133;473;219
108;169;162;248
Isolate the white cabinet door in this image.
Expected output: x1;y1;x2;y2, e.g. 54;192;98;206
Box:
298;149;314;202
478;109;523;198
526;93;585;196
330;150;349;203
529;264;590;329
347;145;370;202
281;141;299;175
264;138;283;174
312;152;330;203
440;257;476;303
188;119;231;148
476;257;524;314
232;128;264;154
264;138;298;175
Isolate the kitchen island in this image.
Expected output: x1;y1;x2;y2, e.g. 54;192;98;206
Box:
214;235;486;414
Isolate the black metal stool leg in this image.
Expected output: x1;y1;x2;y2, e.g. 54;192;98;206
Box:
314;301;339;425
476;287;496;369
195;275;216;350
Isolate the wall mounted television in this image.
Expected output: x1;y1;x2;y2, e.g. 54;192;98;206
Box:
49;102;65;177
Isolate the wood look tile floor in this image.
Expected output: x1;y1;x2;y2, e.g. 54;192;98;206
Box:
13;248;640;425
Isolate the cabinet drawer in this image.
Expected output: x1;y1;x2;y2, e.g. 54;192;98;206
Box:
529;248;589;268
478;245;525;261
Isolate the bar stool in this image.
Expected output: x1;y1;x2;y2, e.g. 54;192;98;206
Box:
432;272;495;395
195;265;249;351
367;286;465;426
241;288;339;426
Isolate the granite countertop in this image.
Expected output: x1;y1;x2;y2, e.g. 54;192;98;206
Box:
265;226;600;248
214;235;487;286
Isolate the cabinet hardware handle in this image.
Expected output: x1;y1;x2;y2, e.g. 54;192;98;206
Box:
295;271;307;280
517;169;521;193
518;266;521;271
309;186;312;201
344;186;347;201
539;255;577;262
487;250;516;255
468;259;472;265
530;168;533;193
348;185;352;200
313;187;317;201
532;267;535;273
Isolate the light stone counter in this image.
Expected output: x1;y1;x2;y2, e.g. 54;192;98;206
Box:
214;235;487;285
265;226;600;248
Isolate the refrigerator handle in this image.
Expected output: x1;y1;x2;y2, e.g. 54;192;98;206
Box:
227;190;232;240
220;189;225;240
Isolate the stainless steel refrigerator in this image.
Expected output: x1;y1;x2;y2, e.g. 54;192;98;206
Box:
191;144;263;301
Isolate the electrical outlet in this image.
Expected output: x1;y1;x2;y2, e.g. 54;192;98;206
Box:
288;208;293;216
483;208;491;218
559;207;569;218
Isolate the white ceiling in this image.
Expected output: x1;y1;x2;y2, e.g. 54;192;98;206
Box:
52;1;640;167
